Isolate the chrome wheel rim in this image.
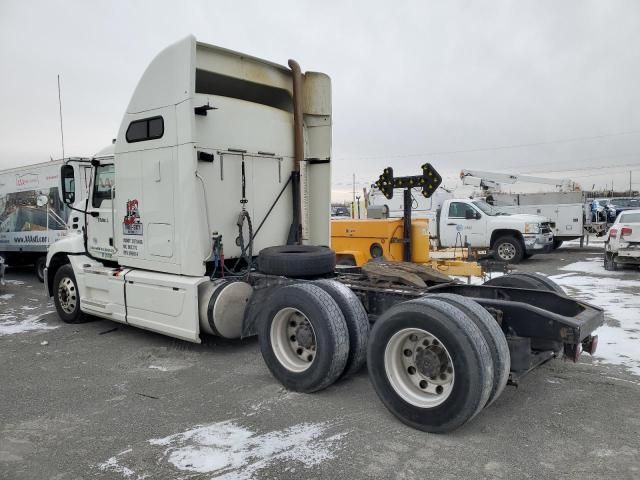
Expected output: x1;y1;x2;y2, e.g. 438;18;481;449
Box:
57;276;77;314
270;308;316;372
497;243;516;261
384;328;455;408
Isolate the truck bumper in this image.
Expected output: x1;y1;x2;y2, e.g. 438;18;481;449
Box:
523;233;554;254
616;247;640;263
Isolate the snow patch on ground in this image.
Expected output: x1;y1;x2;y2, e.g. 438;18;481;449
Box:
550;264;640;376
0;293;15;300
98;420;347;479
148;365;168;372
97;449;141;479
559;256;625;276
0;311;57;336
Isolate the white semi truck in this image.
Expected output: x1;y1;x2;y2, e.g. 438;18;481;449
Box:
0;159;91;281
45;36;602;433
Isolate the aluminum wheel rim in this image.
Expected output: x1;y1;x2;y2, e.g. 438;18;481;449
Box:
497;243;516;261
57;276;77;314
270;307;316;373
384;328;455;408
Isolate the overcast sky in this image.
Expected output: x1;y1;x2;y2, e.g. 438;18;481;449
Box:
1;0;639;200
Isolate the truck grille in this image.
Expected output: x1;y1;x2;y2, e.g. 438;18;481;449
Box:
541;222;552;234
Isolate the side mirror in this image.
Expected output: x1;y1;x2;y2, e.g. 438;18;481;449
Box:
465;209;477;220
60;165;75;205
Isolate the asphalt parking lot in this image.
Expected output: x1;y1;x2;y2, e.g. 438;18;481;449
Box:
1;243;639;479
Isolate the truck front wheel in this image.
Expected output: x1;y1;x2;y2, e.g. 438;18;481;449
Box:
492;236;524;263
52;264;86;324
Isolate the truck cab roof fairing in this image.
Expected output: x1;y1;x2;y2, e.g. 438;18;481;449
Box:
125;36;196;115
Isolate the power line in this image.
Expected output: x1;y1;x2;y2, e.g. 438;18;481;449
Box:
518;152;640;174
521;161;640;175
335;129;640;162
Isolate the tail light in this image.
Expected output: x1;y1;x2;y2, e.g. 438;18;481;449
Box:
621;227;633;237
608;228;618;239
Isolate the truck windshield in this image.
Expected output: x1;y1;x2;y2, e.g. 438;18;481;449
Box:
472;200;505;216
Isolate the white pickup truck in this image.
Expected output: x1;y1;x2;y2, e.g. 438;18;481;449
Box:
435;198;554;262
369;188;553;263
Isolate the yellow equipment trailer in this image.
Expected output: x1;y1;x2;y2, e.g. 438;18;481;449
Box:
331;217;482;277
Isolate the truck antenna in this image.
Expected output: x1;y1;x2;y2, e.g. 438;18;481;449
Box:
57;74;65;159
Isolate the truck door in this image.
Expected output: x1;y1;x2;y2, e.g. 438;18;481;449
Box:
86;163;116;261
440;201;486;247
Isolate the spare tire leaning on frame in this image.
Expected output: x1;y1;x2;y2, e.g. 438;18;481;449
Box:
257;245;336;278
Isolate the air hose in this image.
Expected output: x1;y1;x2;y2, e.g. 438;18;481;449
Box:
227;159;254;276
230;209;253;274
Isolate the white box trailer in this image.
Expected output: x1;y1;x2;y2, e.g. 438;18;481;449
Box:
0;159;91;280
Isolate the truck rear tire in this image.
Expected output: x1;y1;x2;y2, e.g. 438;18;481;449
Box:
259;283;349;393
367;298;493;433
492;236;524;263
552;239;563;250
35;256;46;283
604;252;619;271
52;264;87;324
314;279;369;379
484;272;564;294
424;294;510;408
484;273;566;353
257;245;336;278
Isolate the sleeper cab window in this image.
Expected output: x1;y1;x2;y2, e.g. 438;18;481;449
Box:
125;116;164;143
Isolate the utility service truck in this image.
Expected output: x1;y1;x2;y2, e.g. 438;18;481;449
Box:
0;159;91;281
368;187;554;263
45;36;602;433
490;191;586;249
460;170;590;247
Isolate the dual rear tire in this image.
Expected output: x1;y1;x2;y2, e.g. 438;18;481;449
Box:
258;281;369;393
367;295;508;433
259;281;509;432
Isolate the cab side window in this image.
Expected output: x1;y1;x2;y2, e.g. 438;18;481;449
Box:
92;164;115;208
448;202;477;219
126;116;164;143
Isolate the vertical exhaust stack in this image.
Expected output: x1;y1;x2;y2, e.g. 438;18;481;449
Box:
287;59;304;245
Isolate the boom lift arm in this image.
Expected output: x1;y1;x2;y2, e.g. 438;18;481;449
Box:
460;169;575;191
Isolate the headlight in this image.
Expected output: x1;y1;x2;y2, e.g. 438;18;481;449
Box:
524;223;541;234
